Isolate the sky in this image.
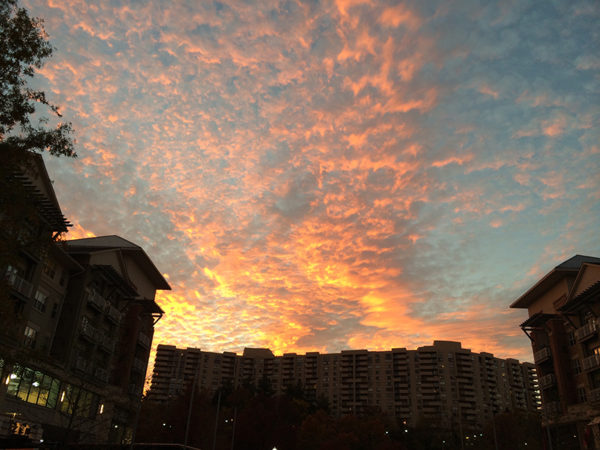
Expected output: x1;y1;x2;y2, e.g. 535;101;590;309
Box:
24;0;599;363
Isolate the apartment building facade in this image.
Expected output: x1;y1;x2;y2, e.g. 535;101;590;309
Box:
512;255;600;450
149;341;540;431
0;153;170;445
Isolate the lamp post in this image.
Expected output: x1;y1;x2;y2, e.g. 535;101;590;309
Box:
184;371;198;447
491;411;499;450
212;389;222;450
230;407;237;450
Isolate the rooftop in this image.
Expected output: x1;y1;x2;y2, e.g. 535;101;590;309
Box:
511;254;600;309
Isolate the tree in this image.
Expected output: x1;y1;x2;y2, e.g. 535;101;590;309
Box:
0;0;75;157
0;0;76;338
477;411;543;450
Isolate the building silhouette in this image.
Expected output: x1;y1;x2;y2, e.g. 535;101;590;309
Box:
0;153;169;445
512;254;600;450
149;340;540;431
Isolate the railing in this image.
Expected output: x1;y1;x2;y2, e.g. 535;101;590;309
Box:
584;354;600;372
534;347;552;363
538;373;556;390
138;333;151;349
80;317;102;342
6;271;34;298
85;289;107;311
590;387;600;404
106;304;122;323
576;321;598;342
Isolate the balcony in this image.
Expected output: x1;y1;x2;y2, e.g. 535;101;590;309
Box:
80;319;101;343
590;387;600;404
576;321;598;342
6;271;34;298
534;347;552;364
85;289;107;311
584;354;600;372
538;373;556;390
132;357;147;373
106;304;122;324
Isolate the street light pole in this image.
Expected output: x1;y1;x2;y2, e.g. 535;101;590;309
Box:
230;407;237;450
212;389;221;450
184;371;198;447
491;411;499;450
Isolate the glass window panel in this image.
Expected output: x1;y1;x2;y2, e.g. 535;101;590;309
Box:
47;379;60;408
26;371;44;404
72;387;82;415
79;391;92;418
62;385;84;415
60;384;73;414
91;394;100;418
37;374;52;406
17;368;33;401
6;365;23;397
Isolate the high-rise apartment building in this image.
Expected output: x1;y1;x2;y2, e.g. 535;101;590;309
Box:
511;255;600;450
0;153;170;445
149;341;540;431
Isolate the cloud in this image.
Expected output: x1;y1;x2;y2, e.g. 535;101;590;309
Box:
26;0;600;367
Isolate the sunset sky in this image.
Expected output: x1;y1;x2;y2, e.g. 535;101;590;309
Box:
25;0;599;363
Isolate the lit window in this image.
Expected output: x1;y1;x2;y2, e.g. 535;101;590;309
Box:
33;290;48;312
23;326;37;349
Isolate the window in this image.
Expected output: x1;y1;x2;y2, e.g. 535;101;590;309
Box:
27;370;44;404
51;303;59;319
43;259;56;279
16;368;33;402
5;264;18;278
23;326;37;349
33;290;48;312
59;384;97;417
577;386;587;403
573;359;582;375
59;270;67;286
5;365;62;409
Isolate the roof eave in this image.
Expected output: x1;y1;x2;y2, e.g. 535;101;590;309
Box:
510;268;577;309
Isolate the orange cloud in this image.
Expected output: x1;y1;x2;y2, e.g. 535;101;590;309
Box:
32;0;597;370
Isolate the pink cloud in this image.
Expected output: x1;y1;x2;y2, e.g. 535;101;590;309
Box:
379;4;421;30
